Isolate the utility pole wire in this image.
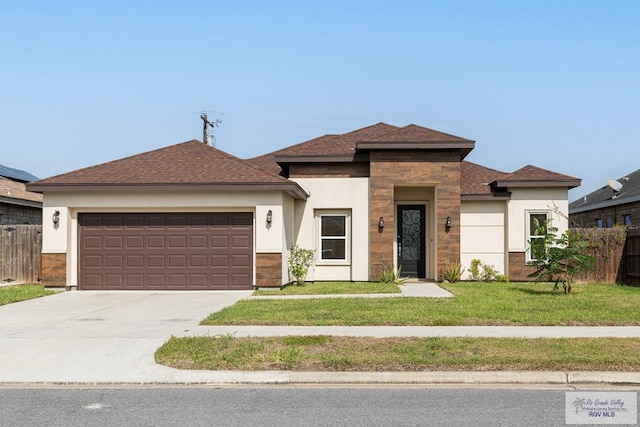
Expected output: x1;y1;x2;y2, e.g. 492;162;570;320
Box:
200;112;222;146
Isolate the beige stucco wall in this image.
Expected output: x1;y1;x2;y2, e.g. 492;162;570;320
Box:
291;177;369;281
507;187;569;252
42;190;292;287
460;200;507;277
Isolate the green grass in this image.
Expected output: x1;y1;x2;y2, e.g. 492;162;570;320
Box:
156;335;640;372
253;281;401;295
203;282;640;326
0;284;56;306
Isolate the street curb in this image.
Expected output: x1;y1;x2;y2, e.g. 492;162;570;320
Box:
2;371;639;386
164;370;640;386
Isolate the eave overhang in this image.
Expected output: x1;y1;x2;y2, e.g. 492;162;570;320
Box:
274;153;369;164
461;193;512;201
355;141;475;160
26;182;309;200
493;179;581;189
570;194;640;214
0;196;43;209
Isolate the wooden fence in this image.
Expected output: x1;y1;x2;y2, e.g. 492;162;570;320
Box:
0;225;42;284
572;227;640;286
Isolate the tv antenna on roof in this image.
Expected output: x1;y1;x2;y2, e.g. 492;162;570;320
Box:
200;112;222;147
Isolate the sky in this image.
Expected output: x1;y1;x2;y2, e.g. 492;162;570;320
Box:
1;1;638;201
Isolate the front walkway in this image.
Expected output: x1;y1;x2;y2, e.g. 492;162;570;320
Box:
250;281;453;299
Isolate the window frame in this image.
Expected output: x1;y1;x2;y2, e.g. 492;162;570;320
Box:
526;210;550;264
316;210;350;265
623;214;632;227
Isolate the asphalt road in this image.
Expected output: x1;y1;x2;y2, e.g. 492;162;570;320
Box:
2;386;638;426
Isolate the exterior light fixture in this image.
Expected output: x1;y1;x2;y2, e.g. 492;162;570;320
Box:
378;216;385;229
53;210;60;226
445;216;452;229
266;209;273;224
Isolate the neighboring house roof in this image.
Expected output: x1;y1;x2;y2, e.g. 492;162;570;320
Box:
0;163;39;183
570;168;640;214
0;176;43;207
27;140;308;199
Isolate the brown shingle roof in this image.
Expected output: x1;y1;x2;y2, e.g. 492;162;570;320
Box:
461;161;508;196
358;124;474;143
28;140;308;199
0;177;43;204
246;123;399;175
495;165;581;189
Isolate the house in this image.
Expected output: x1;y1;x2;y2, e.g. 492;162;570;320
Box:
0;163;42;225
27;123;580;290
569;168;640;228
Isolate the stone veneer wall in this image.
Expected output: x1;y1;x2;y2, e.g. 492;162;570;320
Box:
369;150;461;280
255;253;282;287
41;253;66;287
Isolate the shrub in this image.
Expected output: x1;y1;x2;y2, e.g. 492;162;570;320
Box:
378;265;408;284
468;259;499;282
439;263;464;283
288;245;315;286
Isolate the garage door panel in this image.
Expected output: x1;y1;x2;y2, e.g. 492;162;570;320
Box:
79;213;253;290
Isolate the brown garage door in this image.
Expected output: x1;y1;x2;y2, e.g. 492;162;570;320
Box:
78;213;253;290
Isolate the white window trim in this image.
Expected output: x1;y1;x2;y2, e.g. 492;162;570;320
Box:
315;210;351;265
525;210;550;264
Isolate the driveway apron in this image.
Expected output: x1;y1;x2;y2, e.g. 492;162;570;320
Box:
0;291;250;383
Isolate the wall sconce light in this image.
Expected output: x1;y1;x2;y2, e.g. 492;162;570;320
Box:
378;216;385;229
266;209;273;224
52;210;60;226
445;216;452;229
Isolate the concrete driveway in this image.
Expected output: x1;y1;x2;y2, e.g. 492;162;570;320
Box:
0;290;251;383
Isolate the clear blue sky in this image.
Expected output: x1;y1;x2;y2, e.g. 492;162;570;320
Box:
2;1;638;200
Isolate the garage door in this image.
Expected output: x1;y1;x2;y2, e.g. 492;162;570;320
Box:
78;213;253;290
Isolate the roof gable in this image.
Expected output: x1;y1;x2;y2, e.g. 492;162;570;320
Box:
28;140;308;199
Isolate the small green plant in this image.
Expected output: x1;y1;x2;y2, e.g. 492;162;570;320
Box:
468;259;499;282
378;264;408;284
439;263;464;283
288;245;315;286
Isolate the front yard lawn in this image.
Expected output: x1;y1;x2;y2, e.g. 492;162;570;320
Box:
156;335;640;371
203;282;640;326
0;284;56;306
253;281;400;295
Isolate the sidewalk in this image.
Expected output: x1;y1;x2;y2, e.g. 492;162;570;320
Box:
169;283;640;386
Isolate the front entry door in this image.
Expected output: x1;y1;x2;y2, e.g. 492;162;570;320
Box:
397;205;426;278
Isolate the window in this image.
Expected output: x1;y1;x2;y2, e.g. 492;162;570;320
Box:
527;211;549;263
606;216;615;228
317;212;349;262
595;218;603;228
623;214;632;226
